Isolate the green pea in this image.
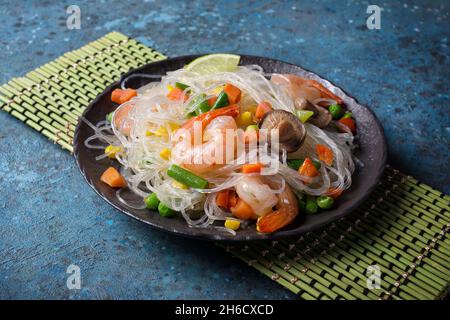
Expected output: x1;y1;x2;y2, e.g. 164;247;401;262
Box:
106;112;114;123
246;124;259;132
305;196;318;214
329;104;345;119
316;196;335;210
342;111;353;119
158;202;176;217
144;193;160;210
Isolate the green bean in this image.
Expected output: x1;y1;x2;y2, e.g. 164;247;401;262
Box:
211;91;229;110
195;99;210;115
287;159;303;170
187;93;210;116
175;82;189;90
167;165;208;189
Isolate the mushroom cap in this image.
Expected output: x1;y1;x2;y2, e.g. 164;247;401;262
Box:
259;109;307;153
294;97;332;128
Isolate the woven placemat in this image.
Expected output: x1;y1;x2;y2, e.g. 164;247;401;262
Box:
0;32;166;151
1;32;449;300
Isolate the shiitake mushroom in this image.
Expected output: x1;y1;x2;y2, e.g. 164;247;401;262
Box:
295;97;332;128
258;110;307;153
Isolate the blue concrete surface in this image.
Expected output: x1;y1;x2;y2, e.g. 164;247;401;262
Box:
0;0;448;299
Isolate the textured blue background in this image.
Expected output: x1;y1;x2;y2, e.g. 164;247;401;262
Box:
0;0;448;299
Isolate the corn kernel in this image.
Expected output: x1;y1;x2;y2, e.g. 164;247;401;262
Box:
150;122;179;137
104;145;122;159
153;126;168;137
237;111;254;127
224;219;240;231
168;122;180;131
212;85;224;95
167;84;174;92
172;180;189;189
160;148;171;160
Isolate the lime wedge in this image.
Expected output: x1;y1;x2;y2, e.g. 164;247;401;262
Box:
296;110;314;123
185;54;240;74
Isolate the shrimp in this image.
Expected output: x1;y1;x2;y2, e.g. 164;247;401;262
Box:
234;175;299;233
113;103;134;136
271;74;343;106
257;180;299;233
180;104;239;140
235;176;279;216
171;115;239;175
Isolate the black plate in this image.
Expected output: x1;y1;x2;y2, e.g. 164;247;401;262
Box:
73;54;387;241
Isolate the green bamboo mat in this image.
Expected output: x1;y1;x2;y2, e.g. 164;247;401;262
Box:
1;32;449;300
0;32;166;151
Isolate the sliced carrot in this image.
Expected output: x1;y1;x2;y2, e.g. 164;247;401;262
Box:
230;198;257;220
111;88;137;104
111;89;122;104
100;167;127;188
208;96;218;107
167;87;188;101
255;101;272;119
338;118;356;133
119;89;137;103
242;163;263;174
327;187;343;199
299;157;319;177
224;83;241;105
316;144;334;166
216;190;230;209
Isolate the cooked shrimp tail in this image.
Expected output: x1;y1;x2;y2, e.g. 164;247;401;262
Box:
256;183;299;233
271;74;343;105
